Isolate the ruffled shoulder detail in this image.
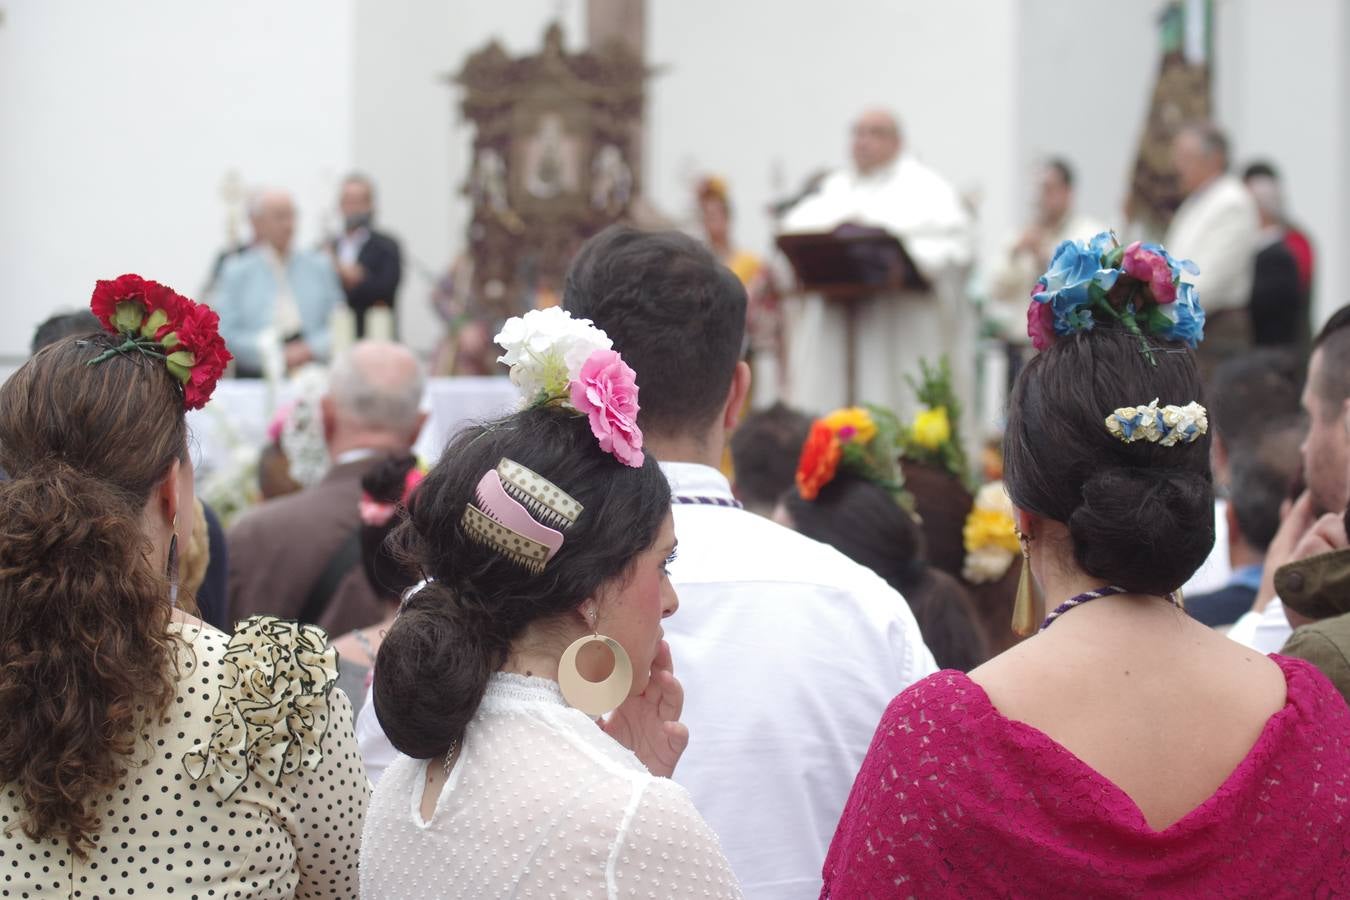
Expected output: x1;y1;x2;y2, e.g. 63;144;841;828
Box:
183;615;338;799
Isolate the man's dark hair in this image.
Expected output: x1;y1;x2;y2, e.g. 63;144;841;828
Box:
1311;304;1350;412
1229;420;1303;551
1209;348;1303;447
1242;160;1280;182
729;403;813;511
31;311;100;357
1045;157;1075;190
563;226;747;438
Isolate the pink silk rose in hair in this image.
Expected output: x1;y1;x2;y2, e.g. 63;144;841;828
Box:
1027;292;1055;351
1122;242;1177;304
568;349;645;468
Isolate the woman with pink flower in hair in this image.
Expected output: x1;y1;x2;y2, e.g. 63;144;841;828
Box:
360;309;742;899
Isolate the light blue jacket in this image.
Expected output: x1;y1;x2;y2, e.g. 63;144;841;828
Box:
214;246;342;372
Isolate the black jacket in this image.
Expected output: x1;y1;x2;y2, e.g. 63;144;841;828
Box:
333;230;402;334
1249;240;1305;347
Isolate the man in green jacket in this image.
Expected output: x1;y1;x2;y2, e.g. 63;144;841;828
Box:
1276;536;1350;703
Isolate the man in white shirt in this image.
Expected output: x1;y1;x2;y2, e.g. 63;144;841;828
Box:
1164;123;1259;371
562;226;938;899
778;109;973;423
1232;306;1350;651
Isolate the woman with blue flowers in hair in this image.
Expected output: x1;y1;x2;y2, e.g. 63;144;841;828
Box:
822;235;1350;896
359;308;741;899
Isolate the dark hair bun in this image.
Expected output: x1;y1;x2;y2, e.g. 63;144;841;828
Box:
1068;467;1214;596
361;453;418;504
372;583;500;759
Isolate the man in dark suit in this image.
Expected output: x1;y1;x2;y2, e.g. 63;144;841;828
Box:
227;340;425;636
331;173;403;338
1244;171;1309;347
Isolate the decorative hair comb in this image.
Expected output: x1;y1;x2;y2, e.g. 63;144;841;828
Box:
460;458;581;574
1105;399;1208;447
496;459;582;529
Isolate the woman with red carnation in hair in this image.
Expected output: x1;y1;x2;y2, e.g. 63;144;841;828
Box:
0;276;368;898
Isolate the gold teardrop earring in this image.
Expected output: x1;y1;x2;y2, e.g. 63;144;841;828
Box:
1011;529;1041;637
167;513;180;607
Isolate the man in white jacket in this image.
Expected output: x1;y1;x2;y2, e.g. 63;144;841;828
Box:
1164;123;1259;370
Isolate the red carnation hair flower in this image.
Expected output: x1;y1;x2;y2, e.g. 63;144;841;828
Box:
88;274;233;410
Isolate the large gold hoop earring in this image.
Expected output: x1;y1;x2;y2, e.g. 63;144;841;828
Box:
558;633;633;717
1011;529;1041;637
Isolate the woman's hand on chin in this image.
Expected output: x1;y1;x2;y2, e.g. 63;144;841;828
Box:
600;640;689;777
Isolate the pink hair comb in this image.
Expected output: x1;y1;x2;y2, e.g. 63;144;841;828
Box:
460;459;577;573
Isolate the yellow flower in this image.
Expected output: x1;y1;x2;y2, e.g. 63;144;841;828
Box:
822;407;877;445
911;407;951;450
963;508;1020;555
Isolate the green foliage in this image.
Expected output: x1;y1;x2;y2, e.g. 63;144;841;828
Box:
899;356;972;487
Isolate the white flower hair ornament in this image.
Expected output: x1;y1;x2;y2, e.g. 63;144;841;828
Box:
493;308;645;467
1104;399;1208;447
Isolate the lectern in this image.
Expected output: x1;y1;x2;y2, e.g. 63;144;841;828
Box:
776;224;929;404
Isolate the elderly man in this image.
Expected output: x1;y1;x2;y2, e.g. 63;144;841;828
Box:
778;109;973;424
215;189;344;378
1164;123;1259;368
329;173;402;339
228;340;426;635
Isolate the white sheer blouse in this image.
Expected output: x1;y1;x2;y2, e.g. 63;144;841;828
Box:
359;673;742;899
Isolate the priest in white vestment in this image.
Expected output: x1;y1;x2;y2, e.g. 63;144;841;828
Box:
778;110;974;427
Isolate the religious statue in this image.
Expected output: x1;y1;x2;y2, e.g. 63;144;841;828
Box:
446;23;649;371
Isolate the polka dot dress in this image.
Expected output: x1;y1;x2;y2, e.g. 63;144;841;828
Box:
360;673;742;899
1;618;369;898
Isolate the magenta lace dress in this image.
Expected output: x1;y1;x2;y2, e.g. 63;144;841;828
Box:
822;655;1350;898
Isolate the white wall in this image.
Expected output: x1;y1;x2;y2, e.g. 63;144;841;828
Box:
350;0;587;354
1214;0;1350;326
0;0;355;361
646;0;1019;270
1014;0;1159;237
3;0;1347;364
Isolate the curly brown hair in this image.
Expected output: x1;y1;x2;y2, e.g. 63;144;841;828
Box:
0;333;185;855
